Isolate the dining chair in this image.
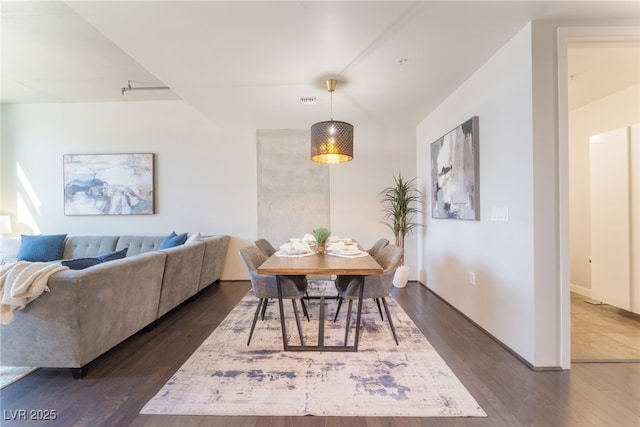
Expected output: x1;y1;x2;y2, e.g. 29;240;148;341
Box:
254;238;277;257
333;244;404;345
366;238;389;258
238;245;309;346
256;238;313;301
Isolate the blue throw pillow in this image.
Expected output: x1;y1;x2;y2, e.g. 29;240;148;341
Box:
159;231;188;250
17;234;67;262
61;248;127;270
96;248;128;262
61;257;102;270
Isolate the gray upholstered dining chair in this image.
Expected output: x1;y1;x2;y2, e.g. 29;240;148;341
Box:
366;238;389;258
333;244;404;345
254;239;309;300
238;245;309;346
254;238;277;257
256;238;312;300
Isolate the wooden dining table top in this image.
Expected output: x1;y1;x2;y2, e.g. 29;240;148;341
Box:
257;252;383;276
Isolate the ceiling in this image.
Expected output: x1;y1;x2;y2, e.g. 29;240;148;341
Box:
568;44;639;111
2;1;639;129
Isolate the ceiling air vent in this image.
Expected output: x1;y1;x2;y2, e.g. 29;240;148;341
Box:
299;96;317;105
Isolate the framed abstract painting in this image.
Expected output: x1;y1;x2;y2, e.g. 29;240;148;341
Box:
430;117;479;220
63;153;155;215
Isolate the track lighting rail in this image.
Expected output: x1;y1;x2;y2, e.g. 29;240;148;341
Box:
121;80;170;95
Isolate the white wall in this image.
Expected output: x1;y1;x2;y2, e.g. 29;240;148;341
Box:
0;100;418;280
0;101;256;279
418;19;637;368
330;122;418;270
418;24;537;364
569;84;640;296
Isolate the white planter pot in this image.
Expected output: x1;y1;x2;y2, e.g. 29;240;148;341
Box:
393;265;410;288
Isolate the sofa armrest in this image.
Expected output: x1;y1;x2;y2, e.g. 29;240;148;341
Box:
197;235;230;291
156;241;206;318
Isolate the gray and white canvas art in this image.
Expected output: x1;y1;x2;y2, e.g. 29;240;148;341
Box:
63;153;154;215
431;117;479;220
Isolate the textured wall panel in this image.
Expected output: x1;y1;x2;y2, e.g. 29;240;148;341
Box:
257;129;330;247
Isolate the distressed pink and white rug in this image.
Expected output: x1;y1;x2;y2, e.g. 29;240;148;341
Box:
0;366;37;389
141;281;486;417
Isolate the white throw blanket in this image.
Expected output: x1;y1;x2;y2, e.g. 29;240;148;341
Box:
0;262;68;325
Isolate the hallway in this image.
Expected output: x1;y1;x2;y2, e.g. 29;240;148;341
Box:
571;292;640;362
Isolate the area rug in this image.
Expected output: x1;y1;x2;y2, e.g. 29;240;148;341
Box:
0;366;37;389
141;281;486;417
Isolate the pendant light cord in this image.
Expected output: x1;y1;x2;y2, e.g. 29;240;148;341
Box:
330;90;334;121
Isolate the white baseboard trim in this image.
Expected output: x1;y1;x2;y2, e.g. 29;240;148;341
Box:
570;284;591;298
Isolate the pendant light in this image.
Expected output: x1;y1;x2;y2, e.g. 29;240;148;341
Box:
310;79;353;164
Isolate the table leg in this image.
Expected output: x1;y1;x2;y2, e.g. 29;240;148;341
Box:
292;299;304;346
276;275;288;350
274;275;364;352
344;299;353;345
353;275;365;351
318;295;325;347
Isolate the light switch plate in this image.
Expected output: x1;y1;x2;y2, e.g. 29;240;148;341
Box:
491;207;509;221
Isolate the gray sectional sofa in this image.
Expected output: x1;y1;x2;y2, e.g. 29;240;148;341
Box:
0;234;230;378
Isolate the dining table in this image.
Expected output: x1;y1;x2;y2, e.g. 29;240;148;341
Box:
257;249;383;352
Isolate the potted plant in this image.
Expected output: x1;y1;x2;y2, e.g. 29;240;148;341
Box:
379;172;422;287
312;227;331;254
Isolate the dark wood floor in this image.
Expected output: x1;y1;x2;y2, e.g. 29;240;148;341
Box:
1;281;639;426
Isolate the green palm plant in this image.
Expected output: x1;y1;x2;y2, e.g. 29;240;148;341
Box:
379;172;422;264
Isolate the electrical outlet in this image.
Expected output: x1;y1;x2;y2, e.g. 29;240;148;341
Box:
469;272;476;285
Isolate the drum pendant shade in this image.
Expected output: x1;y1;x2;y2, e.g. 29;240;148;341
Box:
310;79;353;164
310;120;354;164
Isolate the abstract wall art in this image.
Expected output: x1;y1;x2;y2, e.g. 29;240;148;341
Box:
431;117;479;220
63;153;154;215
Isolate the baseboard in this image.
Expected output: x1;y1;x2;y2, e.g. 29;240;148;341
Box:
570;283;591;298
415;281;561;371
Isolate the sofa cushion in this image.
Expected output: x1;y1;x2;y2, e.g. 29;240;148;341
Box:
159;232;188;249
97;248;128;262
17;234;67;262
115;236;165;256
62;236;119;259
61;257;103;270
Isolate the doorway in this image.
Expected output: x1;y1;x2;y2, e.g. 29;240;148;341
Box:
561;28;640;363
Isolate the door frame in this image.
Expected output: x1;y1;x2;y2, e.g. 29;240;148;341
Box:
557;25;639;369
